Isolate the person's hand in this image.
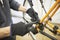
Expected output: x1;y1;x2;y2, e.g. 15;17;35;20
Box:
11;22;38;36
26;8;39;22
25;23;38;34
11;22;26;36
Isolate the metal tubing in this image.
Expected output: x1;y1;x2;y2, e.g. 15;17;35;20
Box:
50;4;60;18
47;21;54;28
40;1;58;23
44;4;60;28
47;21;60;33
56;0;60;2
45;4;60;33
29;32;37;40
39;31;57;40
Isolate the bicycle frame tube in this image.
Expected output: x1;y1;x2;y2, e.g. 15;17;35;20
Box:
40;1;58;23
38;0;60;33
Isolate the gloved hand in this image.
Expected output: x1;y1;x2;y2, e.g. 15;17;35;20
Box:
26;8;39;22
11;22;38;36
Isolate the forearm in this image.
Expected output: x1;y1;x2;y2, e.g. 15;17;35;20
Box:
9;0;27;12
0;26;10;38
18;5;27;13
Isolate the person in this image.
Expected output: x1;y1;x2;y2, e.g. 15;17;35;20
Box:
0;0;39;40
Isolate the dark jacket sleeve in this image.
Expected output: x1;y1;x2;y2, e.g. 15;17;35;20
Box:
9;0;20;11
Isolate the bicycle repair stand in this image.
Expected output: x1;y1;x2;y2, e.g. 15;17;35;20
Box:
35;0;60;40
23;0;37;40
22;0;60;40
39;0;60;34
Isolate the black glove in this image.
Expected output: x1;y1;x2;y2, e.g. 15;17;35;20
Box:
25;22;38;34
11;22;38;36
26;8;39;22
